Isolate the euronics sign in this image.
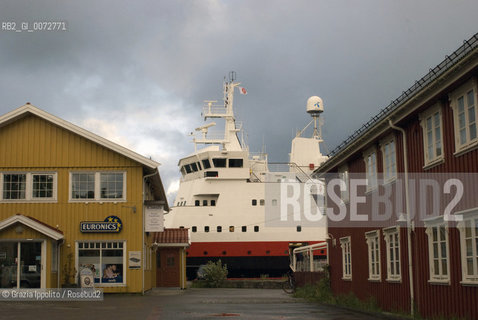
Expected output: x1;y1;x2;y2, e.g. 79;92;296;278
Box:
80;215;123;233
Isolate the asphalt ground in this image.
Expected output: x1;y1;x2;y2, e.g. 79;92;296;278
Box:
0;288;392;320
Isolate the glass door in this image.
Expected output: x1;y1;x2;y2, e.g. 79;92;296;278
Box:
0;242;42;288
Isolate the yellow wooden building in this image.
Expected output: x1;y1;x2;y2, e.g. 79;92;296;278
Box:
0;103;169;293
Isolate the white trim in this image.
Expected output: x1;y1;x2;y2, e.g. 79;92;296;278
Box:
338;164;349;203
449;78;478;154
383;226;401;282
379;135;397;183
0;215;63;240
0;104;160;169
340;236;352;280
419;103;445;168
365;230;381;281
424;219;450;284
0;172;58;202
457;209;478;284
41;240;47;289
363;147;378;192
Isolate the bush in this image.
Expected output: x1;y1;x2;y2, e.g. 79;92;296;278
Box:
202;260;228;288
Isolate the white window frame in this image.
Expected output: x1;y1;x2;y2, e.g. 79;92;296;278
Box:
419;103;444;168
340;236;352;280
363;147;378;192
69;171;127;202
380;136;397;183
457;209;478;285
424;218;450;284
76;240;127;287
383;226;401;282
338;164;349;203
0;172;58;202
449;78;478;155
365;230;381;281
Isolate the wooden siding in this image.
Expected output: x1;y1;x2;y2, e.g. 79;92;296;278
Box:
0;114;150;293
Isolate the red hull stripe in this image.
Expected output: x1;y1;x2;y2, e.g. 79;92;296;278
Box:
186;241;327;258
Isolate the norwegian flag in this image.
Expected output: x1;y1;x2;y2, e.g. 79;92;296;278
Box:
238;86;247;95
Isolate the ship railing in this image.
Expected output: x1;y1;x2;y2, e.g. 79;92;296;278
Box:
291;242;328;272
194;132;225;141
202;105;228;117
268;162;314;183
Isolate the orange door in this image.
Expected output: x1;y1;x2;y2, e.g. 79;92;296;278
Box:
156;248;180;287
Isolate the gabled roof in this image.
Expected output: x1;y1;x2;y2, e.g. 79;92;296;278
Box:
0;214;64;240
152;228;190;247
0;103;160;169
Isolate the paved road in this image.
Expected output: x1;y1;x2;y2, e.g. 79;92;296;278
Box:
0;288;385;320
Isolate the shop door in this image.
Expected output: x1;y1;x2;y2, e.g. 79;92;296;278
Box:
0;242;42;288
156;249;180;287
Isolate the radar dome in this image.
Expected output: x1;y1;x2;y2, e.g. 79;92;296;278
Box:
307;96;324;114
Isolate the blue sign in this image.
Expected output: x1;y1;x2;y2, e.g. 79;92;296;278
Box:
80;215;123;233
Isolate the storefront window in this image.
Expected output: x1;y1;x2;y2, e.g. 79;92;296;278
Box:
78;241;125;285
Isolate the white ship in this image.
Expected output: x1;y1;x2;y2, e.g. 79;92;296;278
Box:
165;73;328;278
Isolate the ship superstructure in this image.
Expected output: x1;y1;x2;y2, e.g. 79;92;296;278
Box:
165;74;328;278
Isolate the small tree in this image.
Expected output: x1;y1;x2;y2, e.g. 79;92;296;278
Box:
62;252;77;287
203;260;228;288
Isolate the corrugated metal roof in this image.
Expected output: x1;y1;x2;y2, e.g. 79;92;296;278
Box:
153;228;189;245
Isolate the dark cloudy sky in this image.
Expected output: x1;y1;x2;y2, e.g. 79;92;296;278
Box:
1;1;477;202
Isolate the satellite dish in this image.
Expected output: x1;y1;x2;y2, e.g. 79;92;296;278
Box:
307;96;324;114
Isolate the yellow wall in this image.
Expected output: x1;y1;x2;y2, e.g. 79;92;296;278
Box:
0;114;152;293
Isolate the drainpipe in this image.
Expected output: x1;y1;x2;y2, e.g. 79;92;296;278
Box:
57;239;64;288
143;169;158;295
388;119;414;317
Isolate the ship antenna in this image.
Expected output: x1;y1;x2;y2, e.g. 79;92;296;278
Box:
229;71;236;83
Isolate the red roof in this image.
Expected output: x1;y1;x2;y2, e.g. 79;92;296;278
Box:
153;228;189;245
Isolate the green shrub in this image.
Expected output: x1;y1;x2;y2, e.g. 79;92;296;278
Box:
202;260;228;288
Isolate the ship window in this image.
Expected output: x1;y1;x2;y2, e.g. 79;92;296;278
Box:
211;200;216;206
203;200;208;206
204;226;209;232
229;159;243;168
297;226;302;232
217;226;222;232
190;162;198;172
195;200;200;206
212;158;227;167
202;159;211;169
205;171;219;178
229;226;234;232
252;199;257;206
197;162;202;170
272;199;278;206
242;226;247;232
179;226;184;229
254;226;259;232
260;199;265;206
192;226;197;232
184;165;192;174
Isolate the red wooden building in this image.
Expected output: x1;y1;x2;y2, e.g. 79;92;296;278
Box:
316;33;478;319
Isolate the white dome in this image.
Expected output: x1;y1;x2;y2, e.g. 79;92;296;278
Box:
306;96;324;114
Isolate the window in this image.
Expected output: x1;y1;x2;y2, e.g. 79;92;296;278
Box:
252;199;257;206
450;79;478;153
381;137;397;182
204;171;218;178
254;226;259;232
0;172;57;201
192;226;197;232
383;226;401;281
296;226;302;232
212;158;227;167
190;163;198;172
365;230;381;281
272;199;278;206
217;226;222;233
229;159;243;168
229;226;234;232
338;165;349;202
420;104;444;166
425;221;449;283
259;199;265;206
340;236;352;280
195;200;200;206
77;241;125;285
202;159;211;169
197;162;202;170
184;164;192;174
71;172;125;201
203;200;208;206
211;200;216;206
204;226;209;233
242;226;247;232
457;210;478;284
363;148;377;191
